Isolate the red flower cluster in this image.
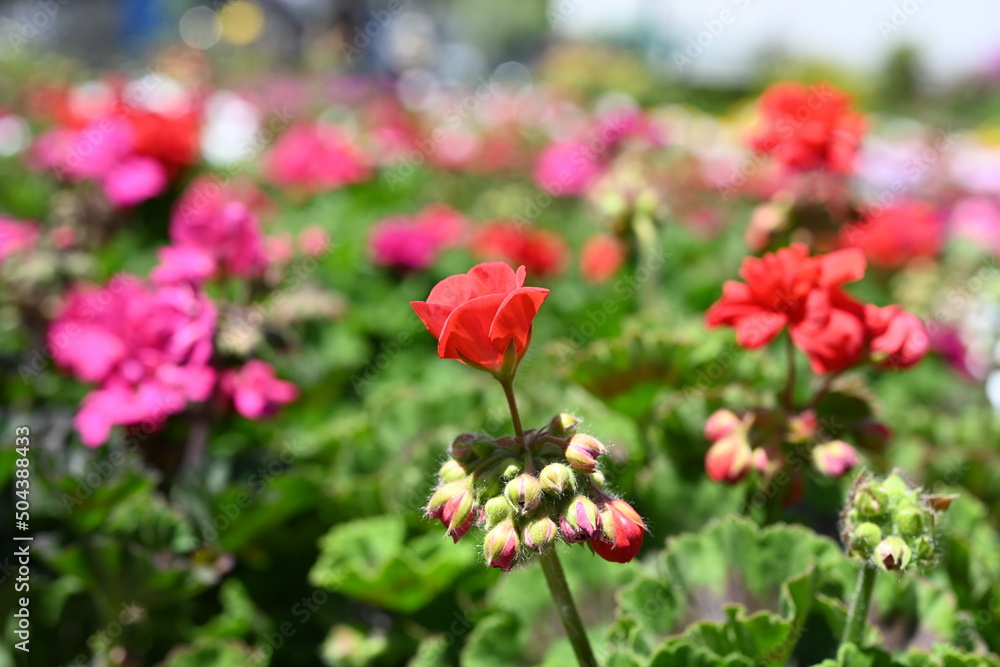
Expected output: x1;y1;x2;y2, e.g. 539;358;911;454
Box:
706;243;928;373
411;262;549;375
748;82;866;175
840;201;942;268
470;223;569;278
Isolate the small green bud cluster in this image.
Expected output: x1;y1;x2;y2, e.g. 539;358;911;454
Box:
841;470;956;573
426;414;637;571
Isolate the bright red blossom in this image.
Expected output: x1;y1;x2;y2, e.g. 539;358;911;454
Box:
411;262;549;373
706;243;867;373
749;81;866;175
580;234;627;284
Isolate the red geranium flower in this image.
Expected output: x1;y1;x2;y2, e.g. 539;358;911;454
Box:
470;223;569;278
410;262;549;376
590;499;646;563
580;234;627;284
841;201;942;268
706;243;868;373
863;305;929;370
748;81;866;175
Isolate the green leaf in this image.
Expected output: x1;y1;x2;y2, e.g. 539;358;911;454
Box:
309;515;477;613
459;612;525;667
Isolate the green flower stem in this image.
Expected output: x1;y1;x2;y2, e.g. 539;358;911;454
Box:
500;379;526;441
783;333;797;413
499;378;596;666
539;549;599;667
842;563;877;647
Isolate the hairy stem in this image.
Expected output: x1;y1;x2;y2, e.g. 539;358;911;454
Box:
842;564;877;647
539;549;599;667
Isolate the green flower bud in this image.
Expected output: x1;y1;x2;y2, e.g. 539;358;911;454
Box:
880;472;910;498
895;507;924;537
438;459;468;483
499;458;524;480
539;463;576;495
855;486;889;518
473;474;501;501
590;470;607;489
504;474;542;513
915;537;935;561
483;496;513;527
850;522;882;558
874;537;912;571
549;413;582;437
523;516;558;552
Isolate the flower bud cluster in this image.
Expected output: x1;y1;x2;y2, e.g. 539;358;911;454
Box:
840;470;955;573
426;414;646;571
703;408;860;484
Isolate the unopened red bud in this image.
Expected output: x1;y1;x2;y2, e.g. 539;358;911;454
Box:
523;516;558;552
565;434;605;473
787;410;819;444
504;474;542;513
704;409;740;442
705;432;752;483
812;440;858;477
559;495;601;543
539;463;576;495
438;460;467;483
427;480;470;519
549;413;582;437
483;519;519;571
591;499;646;564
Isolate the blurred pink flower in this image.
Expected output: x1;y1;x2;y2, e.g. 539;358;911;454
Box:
533;140;603;196
298;226;331;257
151;245;216;287
948;196;1000;254
170;178;269;279
221;360;298;419
102;156;167;207
265;122;372;193
49;277;217;446
0;217;39;262
370;205;467;271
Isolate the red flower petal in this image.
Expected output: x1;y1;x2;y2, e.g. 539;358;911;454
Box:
437;293;508;369
489;287;549;356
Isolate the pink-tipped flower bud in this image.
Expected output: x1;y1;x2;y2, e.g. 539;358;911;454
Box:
427;481;476;543
438;459;467;483
592;499;646;564
812;440;858;478
751;447;778;476
523;516;558;552
787;410;819;444
704;432;752;484
874;536;911;571
549;413;582;437
565;434;605;473
539;462;576;495
704;409;741;442
504;474;542;513
559;495;601;543
483;519;519;571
